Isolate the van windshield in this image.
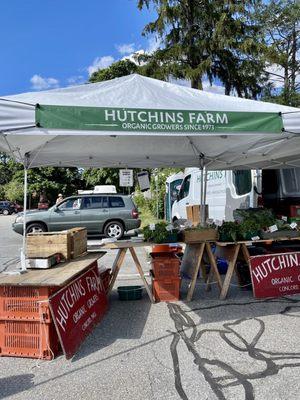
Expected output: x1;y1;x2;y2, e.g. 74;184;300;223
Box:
233;170;252;195
280;168;300;196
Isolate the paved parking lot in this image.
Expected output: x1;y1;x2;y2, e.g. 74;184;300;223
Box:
0;215;300;400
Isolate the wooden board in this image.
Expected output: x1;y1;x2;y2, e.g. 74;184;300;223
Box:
89;240;152;250
0;252;106;287
216;236;300;246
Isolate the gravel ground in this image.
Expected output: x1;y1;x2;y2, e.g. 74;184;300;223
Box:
0;215;300;400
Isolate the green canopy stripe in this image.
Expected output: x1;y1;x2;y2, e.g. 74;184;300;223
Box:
36;105;283;134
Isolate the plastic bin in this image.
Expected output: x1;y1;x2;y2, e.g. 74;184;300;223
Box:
0;319;60;360
0;286;56;322
152;277;181;302
150;253;180;279
117;286;143;301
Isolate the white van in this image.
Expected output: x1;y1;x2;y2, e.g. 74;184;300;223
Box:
171;168;258;222
170;167;300;223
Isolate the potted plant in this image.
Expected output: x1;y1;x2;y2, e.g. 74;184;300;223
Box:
238;219;260;241
143;222;178;243
218;221;240;242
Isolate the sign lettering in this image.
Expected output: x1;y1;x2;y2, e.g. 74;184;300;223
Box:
249;252;300;298
49;264;108;358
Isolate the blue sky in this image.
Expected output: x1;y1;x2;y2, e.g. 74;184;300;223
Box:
0;0;157;95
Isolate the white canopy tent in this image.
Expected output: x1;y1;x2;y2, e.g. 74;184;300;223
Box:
0;74;299;269
0;74;300;170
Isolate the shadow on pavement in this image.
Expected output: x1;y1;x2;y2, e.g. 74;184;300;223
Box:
72;290;151;362
0;374;35;399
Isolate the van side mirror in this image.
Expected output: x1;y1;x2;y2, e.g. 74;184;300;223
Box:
54;206;59;212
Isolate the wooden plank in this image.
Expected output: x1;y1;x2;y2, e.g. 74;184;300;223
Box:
0;253;105;287
107;248;127;293
129;247;155;303
219;244;240;300
186;242;205;302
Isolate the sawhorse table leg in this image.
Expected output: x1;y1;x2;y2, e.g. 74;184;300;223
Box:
129;247;155;303
186;242;205;302
219;244;241;300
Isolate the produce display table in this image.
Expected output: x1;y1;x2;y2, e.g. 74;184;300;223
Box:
216;236;300;299
89;241;155;303
0;252;106;360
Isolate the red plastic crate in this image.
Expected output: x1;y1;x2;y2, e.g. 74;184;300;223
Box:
0;286;56;322
0;319;60;360
152;277;181;302
150;253;180;279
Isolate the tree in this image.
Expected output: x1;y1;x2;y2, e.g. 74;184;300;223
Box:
138;0;265;97
258;0;300;106
82;168;121;191
89;59;138;83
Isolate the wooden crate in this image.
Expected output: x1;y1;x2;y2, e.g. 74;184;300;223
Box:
69;227;87;258
26;228;87;260
186;205;208;226
182;228;218;243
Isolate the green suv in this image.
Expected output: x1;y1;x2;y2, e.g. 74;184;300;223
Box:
12;194;140;239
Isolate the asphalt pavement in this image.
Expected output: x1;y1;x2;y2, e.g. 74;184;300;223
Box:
0;215;300;400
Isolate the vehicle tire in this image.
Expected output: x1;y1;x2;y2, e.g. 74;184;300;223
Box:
26;223;47;234
104;221;124;239
2;209;10;216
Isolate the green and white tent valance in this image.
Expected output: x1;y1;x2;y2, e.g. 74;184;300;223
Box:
0;74;299;169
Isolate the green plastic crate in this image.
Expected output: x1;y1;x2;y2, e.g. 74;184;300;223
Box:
117;286;143;301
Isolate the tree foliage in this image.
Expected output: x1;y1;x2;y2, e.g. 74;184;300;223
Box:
89;59;138;83
138;0;265;97
258;0;300;106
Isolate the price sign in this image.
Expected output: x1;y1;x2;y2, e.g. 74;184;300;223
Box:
119;169;133;187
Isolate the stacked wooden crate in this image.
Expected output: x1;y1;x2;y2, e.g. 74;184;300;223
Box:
26;227;87;260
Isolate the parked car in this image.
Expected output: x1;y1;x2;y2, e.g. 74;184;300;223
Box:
12;194;140;238
0;201;20;215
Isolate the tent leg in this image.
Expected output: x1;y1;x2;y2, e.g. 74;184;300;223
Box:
20;165;28;271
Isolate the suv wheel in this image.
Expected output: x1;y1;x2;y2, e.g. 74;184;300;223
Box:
26;223;47;234
2;209;10;216
104;221;124;239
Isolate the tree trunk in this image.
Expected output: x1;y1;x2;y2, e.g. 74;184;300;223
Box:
191;77;203;90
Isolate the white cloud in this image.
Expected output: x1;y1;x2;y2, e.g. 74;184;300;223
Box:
87;56;114;76
30;74;59;90
171;77;225;94
67;75;85;86
116;43;135;55
146;37;160;54
265;64;285;88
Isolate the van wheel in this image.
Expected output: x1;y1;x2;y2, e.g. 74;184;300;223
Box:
26;223;47;234
2;209;10;216
104;221;124;240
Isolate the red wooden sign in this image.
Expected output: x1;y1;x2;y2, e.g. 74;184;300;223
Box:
49;264;108;359
249;252;300;298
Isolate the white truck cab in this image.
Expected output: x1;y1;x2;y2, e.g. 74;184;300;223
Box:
171;168;258;222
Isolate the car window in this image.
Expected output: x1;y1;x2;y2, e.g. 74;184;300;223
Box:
82;196;108;209
109;196;125;208
58;198;81;210
178;175;191;200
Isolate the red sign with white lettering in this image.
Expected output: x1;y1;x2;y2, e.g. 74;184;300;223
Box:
249;252;300;298
49;264;108;359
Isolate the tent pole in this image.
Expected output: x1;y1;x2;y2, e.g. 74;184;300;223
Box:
199;155;205;226
202;167;208;226
20;156;29;271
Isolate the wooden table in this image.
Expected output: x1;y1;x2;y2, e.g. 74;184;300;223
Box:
0;252;106;287
217;236;300;300
89;241;155;303
183;241;223;301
